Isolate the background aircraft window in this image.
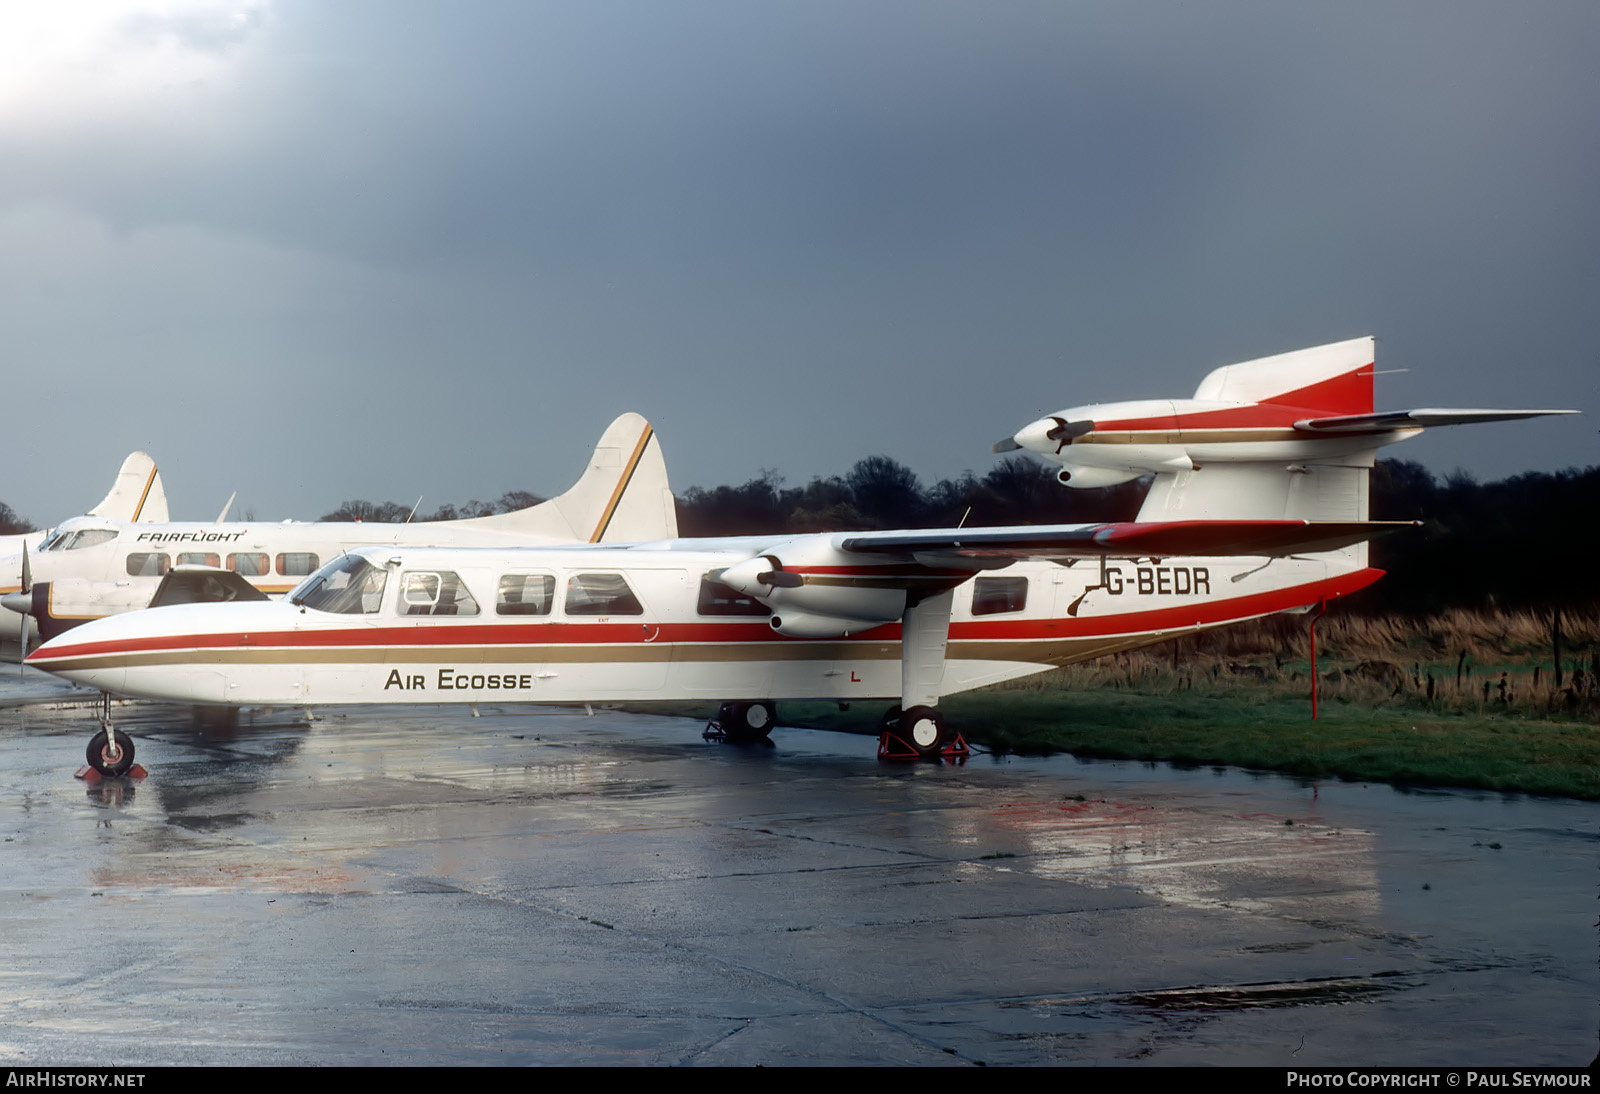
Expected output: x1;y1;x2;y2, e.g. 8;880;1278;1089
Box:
497;574;555;615
565;573;643;616
696;575;771;616
401;571;480;616
125;552;170;577
971;576;1028;615
227;553;270;576
276;552;320;576
177;552;221;567
292;556;387;614
53;529;117;551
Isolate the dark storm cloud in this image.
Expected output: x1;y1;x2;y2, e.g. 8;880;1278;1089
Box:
0;1;1593;523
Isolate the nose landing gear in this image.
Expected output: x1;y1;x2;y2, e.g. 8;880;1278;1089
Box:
77;693;145;780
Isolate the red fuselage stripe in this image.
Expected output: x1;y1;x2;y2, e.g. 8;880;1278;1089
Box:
29;569;1384;663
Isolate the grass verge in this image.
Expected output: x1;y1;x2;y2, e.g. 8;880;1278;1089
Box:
629;610;1600;801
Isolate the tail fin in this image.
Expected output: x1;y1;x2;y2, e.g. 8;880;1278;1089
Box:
441;414;678;543
86;452;168;523
1142;338;1379;526
1192;335;1374;418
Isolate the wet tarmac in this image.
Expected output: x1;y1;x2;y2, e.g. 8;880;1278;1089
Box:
1;669;1595;1066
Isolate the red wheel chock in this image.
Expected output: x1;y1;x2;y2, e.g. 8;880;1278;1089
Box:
876;729;970;762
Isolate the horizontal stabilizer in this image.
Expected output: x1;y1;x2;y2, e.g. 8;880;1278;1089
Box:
1295;408;1578;433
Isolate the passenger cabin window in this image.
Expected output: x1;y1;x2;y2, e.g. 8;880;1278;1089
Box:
497;574;555;616
292;555;387;614
125;552;170;577
177;552;221;567
697;575;770;616
565;573;643;616
277;552;320;577
971;576;1028;616
228;553;270;577
400;571;480;616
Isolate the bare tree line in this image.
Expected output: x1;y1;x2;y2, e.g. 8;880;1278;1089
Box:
6;457;1595;613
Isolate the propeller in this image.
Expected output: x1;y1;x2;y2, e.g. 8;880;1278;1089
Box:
760;568;803;589
994;417;1095;455
714;555;804;598
17;542;29;673
1044;418;1095;452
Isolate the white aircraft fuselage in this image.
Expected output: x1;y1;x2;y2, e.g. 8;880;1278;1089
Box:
28;534;1382;708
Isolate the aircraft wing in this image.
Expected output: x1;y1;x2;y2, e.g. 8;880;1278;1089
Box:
837;519;1414;563
1293;408;1577;433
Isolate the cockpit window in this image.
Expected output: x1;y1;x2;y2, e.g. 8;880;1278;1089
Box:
42;529;117;551
291;555;388;615
400;571;480;616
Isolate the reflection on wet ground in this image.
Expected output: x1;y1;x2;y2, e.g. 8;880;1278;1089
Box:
0;669;1594;1066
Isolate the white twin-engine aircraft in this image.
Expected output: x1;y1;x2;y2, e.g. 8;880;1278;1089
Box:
2;414;676;649
26;336;1572;776
31;520;1398;776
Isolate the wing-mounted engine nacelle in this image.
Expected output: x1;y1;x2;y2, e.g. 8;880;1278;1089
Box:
4;579;151;643
1053;464;1147;488
766;610;884;639
719;551;908;638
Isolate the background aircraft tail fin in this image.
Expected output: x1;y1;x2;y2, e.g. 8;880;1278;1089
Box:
445;414;678;543
86;452;168;523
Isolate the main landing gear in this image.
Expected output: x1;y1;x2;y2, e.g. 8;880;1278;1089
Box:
876;704;969;761
704;700;778;743
78;692;144;780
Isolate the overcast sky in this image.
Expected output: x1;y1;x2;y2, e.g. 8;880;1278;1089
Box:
2;1;1594;525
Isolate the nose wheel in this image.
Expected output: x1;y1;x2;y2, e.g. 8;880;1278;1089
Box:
85;728;136;778
78;693;144;780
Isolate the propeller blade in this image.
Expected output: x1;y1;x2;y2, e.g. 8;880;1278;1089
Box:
20;541;30;594
992;436;1022;453
760;570;803;589
1044;418;1095;443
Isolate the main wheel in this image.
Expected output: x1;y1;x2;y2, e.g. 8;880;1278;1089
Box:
86;729;136;778
719;701;776;742
900;705;947;759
